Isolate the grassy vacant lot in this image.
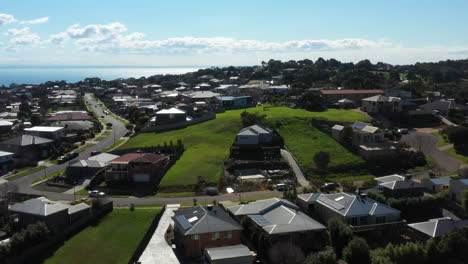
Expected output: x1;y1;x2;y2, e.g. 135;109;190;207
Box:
119;106;370;190
44;209;159;264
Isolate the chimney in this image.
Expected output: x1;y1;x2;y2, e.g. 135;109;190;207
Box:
359;193;367;200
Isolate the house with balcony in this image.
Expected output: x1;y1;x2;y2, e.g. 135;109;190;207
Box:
172;205;243;258
361;95;402;114
104;153;169;184
24;126;64;140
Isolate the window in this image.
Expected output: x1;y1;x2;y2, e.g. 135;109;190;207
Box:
225;231;233;239
350;217;358;226
376;216;386;224
211;232;220;240
192;234;199;240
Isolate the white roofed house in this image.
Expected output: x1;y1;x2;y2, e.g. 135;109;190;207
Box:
186;91;221;103
0;120;13;134
0;151;14;175
300;192;402;232
228;198;326;251
24;126;64;140
154;108;188;125
361;95;402;114
235;125;274;146
408;217;468;240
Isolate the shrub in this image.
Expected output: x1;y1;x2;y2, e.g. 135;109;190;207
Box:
327;217;353;257
343;237;371;264
304;247;336;264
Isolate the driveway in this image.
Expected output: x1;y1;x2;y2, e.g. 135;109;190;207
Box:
280;149;310;187
400;132;460;174
9;94;128;195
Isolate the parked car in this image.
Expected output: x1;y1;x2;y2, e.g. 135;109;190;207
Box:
320;182;339;192
398;128;409;134
276;183;291;191
103;110;109;115
57;155;67;164
88;190;105;198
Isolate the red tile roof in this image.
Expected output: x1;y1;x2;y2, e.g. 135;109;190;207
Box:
320;89;384;95
110;153;167;164
47;112;92;121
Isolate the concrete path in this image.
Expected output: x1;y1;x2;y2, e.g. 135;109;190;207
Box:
440;116;458;127
438;144;454;151
138;205;180;264
280;149;309;187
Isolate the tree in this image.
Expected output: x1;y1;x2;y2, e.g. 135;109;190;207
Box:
436;227;468;263
298;91;324;111
461;190;468;211
314;151;330;171
240;111;267;127
30;114;43;126
327;217;353;257
343;237;371;264
304;247;336;264
268;241;305;264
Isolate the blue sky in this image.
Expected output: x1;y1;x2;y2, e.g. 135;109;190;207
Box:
1;0;468;66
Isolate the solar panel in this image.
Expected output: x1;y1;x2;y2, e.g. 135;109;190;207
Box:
176;215;192;230
248;214;272;227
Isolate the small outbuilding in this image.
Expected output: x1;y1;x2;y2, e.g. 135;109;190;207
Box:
204;244;253;264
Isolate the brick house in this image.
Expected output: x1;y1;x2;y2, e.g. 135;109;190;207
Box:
172;205;243;258
104;153;169;183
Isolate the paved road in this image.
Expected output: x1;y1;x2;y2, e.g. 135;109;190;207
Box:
281;149;310;187
10;94;128;196
401;131;460;174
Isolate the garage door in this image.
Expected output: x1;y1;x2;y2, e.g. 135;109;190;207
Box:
134;174;150;182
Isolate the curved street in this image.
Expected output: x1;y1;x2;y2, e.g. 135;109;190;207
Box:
401;131;461;174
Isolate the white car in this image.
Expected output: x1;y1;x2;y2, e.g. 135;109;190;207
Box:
88;190;105;197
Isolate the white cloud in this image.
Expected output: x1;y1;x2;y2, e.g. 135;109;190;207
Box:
5;27;30;36
10;33;41;45
0;14;16;26
19;16;49;25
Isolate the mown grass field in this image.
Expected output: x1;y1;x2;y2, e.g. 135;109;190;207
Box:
44;209;158;264
119;106;370;189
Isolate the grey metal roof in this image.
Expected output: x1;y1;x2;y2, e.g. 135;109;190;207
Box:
205;244;251;260
362;95;401;102
9;197;69;216
408;217;468;238
426;177;451;185
238;125;273;136
0;135;53;146
68;203;90;214
228;198;325;235
172;205;242;235
317;192;400;217
51;121;94;131
297;193;322;204
379;179;422;190
375;174;405;184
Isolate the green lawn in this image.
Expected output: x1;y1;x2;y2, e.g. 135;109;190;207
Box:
75;143;96;153
95;136;106;141
120;106;369;190
446;148;468;164
103;139;126;152
433;131;451;147
7;166;47;180
44;209;159;264
32;169;66;184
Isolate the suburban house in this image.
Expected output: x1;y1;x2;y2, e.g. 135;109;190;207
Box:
105;153;169;183
298;192;401;231
24;126;65;140
338;99;356;109
361;95;402;114
350;122;385;146
420;177;452;193
214;84;240;95
378;178;424;198
50;120;94;133
154;108;187;125
216;96;253;110
172;205;243;258
228;198;326;246
408;217;468;239
204;244;253;264
0;135;54;164
235;125;274;146
186;91;221;103
449;178;468;202
419;100;468;116
9;197;91;231
320;89;385;104
0;120;13;134
46;112;92;122
0;151;14;175
386;89;412;100
66;153;120;183
265;84;290;94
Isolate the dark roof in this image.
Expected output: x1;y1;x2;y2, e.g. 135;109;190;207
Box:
110;153;167;164
0;135;53;146
173;205;242;235
321;89;384;95
408;217;468;238
47;112;92;121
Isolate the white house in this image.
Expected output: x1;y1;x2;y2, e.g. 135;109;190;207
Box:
235;125;274;145
24;126;64;140
350;122;385;146
361;95;402;113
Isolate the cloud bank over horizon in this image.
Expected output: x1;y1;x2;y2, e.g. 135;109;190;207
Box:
1;12;468;66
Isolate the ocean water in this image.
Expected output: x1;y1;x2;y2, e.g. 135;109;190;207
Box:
0;66;201;86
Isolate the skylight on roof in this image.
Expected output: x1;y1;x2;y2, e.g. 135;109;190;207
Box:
335;196;344;201
188;216;198;223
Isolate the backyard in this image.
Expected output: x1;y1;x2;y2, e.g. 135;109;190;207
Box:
44;209;159;264
119;106;371;191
